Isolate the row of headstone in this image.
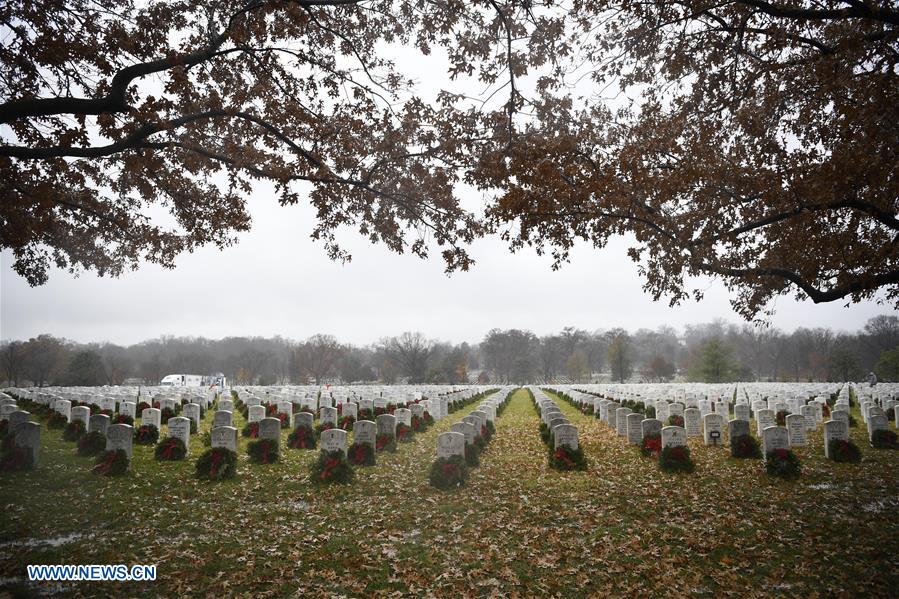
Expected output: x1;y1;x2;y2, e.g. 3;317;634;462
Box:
1;398;41;468
533;388;580;451
438;388;512;459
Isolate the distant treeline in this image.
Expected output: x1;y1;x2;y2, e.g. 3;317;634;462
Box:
2;316;899;387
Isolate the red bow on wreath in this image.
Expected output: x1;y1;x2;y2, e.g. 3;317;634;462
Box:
161;440;177;459
554;447;575;468
210;451;224;477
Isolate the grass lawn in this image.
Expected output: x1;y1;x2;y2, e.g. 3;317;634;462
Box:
1;388;897;597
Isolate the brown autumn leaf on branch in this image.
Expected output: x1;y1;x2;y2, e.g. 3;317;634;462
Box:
1;1;897;319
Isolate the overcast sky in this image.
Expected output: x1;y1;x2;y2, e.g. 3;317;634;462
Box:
1;25;893;347
1;178;891;346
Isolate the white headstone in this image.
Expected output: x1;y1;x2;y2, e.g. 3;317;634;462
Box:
89;414;110;436
71;406;90;427
167;417;191;453
641;418;662;438
728;418;750;439
553;424;579;450
295;412;314;429
258;417;281;440
615;407;632;436
211;426;238;452
823;419;849;459
702;413;725;446
212;410;232;428
626;413;643;445
119;401;136;420
684;408;702;437
868;414;889;443
661;426;687;448
436;431;466;459
320;428;347;456
376;414;396;437
141;407;162;429
353;420;376;447
105;423;134;463
786;414;807;447
762;426;790;460
395;408;412;427
756;409;775;436
320;406;338;427
56;399;73;422
248;405;266;423
451;422;476;445
15;421;41;467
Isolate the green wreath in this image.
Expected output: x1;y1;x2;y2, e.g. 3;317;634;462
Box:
247;438;280;464
62;420;86;442
396;423;414;443
77;431;106;457
310;449;354;485
287;425;317;450
113;414;135;427
195;447;237;480
464;442;480;467
347;442;375;466
155;437;187;461
134;424;160;445
47;413;68;429
659;445;695;473
375;433;396;452
828;438;861;463
549;444;587;471
730;434;762;459
429;455;468;489
871;429;898;449
241;422;260;438
765;448;801;479
0;445;35;471
92;449;129;476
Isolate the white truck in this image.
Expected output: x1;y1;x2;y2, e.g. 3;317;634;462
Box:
160;373;227;388
160;374;203;387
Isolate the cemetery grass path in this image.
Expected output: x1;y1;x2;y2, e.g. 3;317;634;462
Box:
0;390;897;597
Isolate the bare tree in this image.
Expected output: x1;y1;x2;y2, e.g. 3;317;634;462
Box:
295;334;344;385
0;340;24;386
380;332;435;384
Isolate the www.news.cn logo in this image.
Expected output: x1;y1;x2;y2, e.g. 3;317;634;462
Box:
27;564;156;582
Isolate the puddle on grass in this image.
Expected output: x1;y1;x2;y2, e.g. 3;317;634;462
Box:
806;482;837;490
861;497;899;513
0;576;67;597
0;531;91;550
283;500;309;511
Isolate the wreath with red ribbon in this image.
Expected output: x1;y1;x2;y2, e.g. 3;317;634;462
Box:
550;444;587;471
660;445;695;473
287;425;317;450
347;442;375;466
77;431;106;457
311;449;354;484
134;424;160;445
155;437;187;461
92;449;128;476
429;455;467;489
247;438;280;464
396;423;413;443
195;447;237;480
375;433;396;453
640;433;662;458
